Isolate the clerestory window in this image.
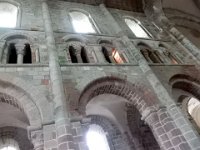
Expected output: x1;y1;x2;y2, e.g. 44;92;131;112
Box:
69;11;96;34
125;18;150;39
0;2;18;28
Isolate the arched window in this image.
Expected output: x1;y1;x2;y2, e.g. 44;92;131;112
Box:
125;18;150;39
138;43;162;63
187;97;200;129
86;124;110;150
7;43;32;64
69;11;96;34
159;44;180;64
0;2;18;28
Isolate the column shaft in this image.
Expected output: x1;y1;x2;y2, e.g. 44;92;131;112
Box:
17;53;24;64
41;0;68;120
41;1;74;149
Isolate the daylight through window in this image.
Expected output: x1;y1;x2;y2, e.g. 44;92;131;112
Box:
0;2;18;28
125;18;150;38
86;124;110;150
69;11;96;34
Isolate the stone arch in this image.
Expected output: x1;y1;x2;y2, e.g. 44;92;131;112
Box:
0;73;54;128
0;31;37;44
170;74;200;134
0;126;33;150
137;42;163;63
79;76;191;149
62;34;88;44
0;32;39;64
78;76;158;115
169;74;200;100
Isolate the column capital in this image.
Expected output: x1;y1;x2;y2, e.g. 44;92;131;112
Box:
15;43;26;55
31;130;44;150
67;41;83;52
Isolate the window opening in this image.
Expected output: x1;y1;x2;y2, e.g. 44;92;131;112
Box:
69;11;96;34
0;2;18;28
8;43;17;64
80;47;89;63
23;44;32;64
112;49;124;64
86;124;110;150
125;18;150;38
102;47;111;63
69;46;78;63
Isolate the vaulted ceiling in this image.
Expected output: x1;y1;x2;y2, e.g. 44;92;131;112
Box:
60;0;144;12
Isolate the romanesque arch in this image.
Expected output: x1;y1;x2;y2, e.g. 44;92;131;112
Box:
78;76;191;150
78;76;158;114
0;73;54;127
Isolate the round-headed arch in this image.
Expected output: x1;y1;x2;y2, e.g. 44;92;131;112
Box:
78;76;158;114
0;31;37;45
170;74;200;100
0;73;54;128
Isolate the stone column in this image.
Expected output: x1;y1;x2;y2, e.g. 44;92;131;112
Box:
99;3;200;149
143;107;190;150
41;0;73;149
15;43;25;64
0;40;5;63
35;48;40;63
31;130;44;150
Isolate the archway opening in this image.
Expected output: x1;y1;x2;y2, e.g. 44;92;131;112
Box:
0;93;33;150
79;77;161;149
86;124;110;150
8;43;17;64
23;44;32;64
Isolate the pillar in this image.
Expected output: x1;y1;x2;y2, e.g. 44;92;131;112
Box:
99;3;200;149
35;48;40;63
41;0;73;149
15;43;25;64
0;40;5;63
143;107;190;150
73;44;83;63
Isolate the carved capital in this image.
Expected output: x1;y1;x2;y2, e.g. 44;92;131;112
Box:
15;43;26;55
31;130;44;150
66;41;84;51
